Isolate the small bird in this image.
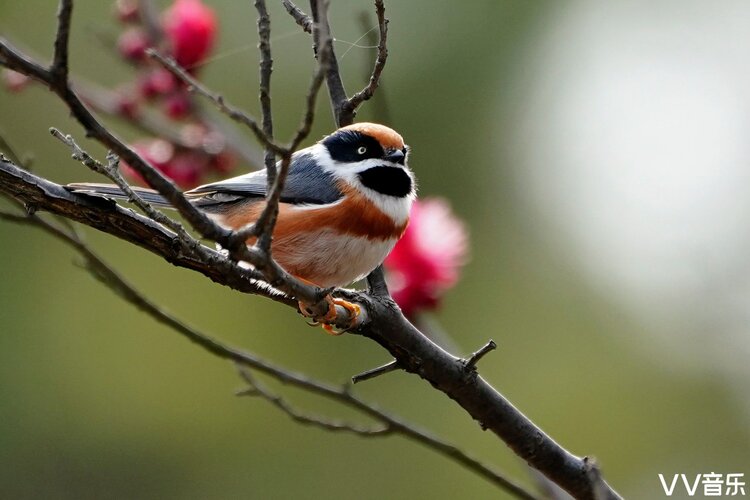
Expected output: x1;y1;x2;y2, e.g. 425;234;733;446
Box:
68;122;416;330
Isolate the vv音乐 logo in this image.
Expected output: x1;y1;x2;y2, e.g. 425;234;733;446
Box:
658;473;746;497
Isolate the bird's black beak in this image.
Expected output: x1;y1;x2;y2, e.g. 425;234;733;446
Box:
384;149;405;164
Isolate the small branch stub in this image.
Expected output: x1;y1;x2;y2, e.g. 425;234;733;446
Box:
464;340;497;369
351;359;400;384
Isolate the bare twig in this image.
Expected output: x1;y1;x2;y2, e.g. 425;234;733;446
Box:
345;0;388;116
236;366;392;436
51;0;73;83
281;0;313;33
351;359;400;384
49;128;188;237
243;61;327;250
254;0;277;252
310;0;349;126
148;49;285;156
76;79;263;166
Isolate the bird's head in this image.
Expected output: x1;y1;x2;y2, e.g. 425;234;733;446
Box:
317;122;415;200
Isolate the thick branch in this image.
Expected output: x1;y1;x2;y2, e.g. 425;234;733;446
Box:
353;295;620;500
0;199;537;499
0;157;284;303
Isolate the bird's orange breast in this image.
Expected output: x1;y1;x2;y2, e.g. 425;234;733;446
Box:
221;182;408;242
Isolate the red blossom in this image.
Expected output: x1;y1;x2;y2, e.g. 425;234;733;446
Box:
161;151;208;187
163;0;217;70
138;68;177;99
384;198;469;317
163;92;192;120
121;138;174;184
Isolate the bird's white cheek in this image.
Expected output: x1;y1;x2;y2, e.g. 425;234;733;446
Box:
366;193;412;226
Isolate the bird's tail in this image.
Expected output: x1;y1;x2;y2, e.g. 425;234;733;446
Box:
66;183;172;207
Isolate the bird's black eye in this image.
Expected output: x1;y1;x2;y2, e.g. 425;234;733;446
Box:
323;130;383;163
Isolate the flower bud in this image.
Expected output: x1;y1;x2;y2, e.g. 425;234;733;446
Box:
163;0;217;70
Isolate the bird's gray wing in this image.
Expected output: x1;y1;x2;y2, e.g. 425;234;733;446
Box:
187;152;343;210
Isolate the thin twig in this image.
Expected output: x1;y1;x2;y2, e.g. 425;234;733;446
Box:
281;0;313;33
242;63;327;247
51;0;73;83
49;128;188;237
351;359;400;384
236;365;392;436
345;0;388;116
254;0;277;252
76;79;263;166
310;0;349;126
148;49;285;156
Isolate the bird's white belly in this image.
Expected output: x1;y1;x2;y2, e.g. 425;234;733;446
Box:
277;229;397;287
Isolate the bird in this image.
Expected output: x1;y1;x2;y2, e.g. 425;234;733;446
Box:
67;122;416;332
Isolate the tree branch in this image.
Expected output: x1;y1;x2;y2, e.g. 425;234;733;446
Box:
0;199;537;499
51;0;73;83
281;0;313;34
0;2;623;498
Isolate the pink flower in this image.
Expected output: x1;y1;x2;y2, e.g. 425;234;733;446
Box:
163;0;217;70
121;138;174;185
384;198;469;317
2;69;31;92
138;68;176;99
117;27;151;62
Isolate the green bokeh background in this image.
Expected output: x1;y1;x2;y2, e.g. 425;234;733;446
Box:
0;1;747;498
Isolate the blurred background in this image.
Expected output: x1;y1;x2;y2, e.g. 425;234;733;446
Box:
1;0;749;498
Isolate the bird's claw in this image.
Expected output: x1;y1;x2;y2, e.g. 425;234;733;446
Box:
298;296;361;336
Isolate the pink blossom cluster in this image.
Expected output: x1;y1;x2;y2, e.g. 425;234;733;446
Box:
113;0;233;187
3;0;233;188
384;198;469;317
114;0;216;120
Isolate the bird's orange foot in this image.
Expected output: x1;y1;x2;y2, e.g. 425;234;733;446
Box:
298;296;361;336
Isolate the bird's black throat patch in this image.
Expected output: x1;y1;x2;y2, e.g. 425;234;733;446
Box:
358;166;412;197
